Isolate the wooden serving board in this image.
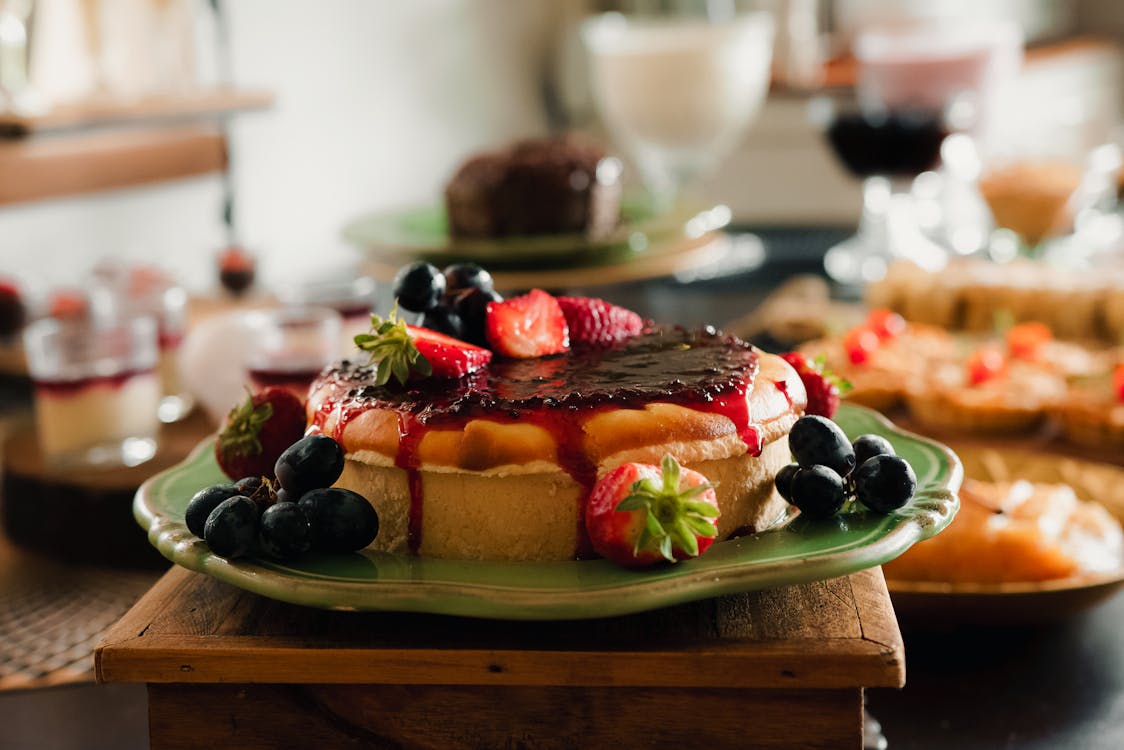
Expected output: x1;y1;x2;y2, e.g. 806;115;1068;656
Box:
97;566;904;749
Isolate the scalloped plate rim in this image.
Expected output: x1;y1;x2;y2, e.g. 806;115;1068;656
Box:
134;404;961;619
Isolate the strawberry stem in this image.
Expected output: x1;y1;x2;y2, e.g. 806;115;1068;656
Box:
218;388;272;458
614;454;718;562
354;300;432;386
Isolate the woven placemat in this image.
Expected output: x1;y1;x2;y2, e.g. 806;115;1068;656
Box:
0;538;161;691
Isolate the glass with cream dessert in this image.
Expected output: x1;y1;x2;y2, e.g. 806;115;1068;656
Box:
244;306;342;401
23;317;160;468
91;264;195;422
582;8;774;207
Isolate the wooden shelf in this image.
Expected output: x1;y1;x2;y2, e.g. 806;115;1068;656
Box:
0;88;272;137
0;125;228;206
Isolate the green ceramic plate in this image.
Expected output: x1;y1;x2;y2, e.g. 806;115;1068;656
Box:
136;404;960;620
341;193;731;270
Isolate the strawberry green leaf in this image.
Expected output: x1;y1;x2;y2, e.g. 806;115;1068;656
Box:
355;301;431;386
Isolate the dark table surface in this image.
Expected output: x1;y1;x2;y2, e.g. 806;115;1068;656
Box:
3;227;1123;750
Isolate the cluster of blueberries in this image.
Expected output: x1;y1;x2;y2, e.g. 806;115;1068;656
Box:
186;435;378;560
776;416;917;519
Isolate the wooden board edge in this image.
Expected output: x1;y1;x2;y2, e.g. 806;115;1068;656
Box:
96;637;904;689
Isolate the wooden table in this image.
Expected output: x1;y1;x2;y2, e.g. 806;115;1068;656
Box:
96;565;903;749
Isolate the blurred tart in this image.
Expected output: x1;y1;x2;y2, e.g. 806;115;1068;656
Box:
1056;362;1124;449
884;478;1123;584
800;310;956;412
308;327;805;561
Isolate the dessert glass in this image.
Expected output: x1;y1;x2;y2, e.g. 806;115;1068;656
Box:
278;276;377;359
23;317;160;469
244;306;342;401
581;7;774;210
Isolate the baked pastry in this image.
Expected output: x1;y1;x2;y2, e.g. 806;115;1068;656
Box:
1055;361;1124;449
866;259;1124;343
307;327;805;561
800;311;956;412
905;351;1066;434
444;136;623;240
883;478;1123;583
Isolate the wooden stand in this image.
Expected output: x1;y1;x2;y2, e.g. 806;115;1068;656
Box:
97;566;904;749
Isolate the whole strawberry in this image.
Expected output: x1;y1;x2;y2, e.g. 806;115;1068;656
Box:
585;454;720;568
556;296;645;347
214;387;307;481
781;352;850;419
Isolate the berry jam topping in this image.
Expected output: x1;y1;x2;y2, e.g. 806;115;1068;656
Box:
321;327;758;424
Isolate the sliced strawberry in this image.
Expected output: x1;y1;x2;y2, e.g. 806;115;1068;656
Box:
867;308;906;340
967;346;1006;386
556;296;644;347
485;289;569;358
406;325;492;378
585;454;720;568
215;387;307;481
1113;363;1124;403
780;352;850;419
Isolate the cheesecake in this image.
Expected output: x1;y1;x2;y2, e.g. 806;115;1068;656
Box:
306;327;806;561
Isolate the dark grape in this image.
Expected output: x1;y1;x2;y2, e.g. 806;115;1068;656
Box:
274;435;345;496
853;434;895;467
422;305;466;339
185;484;238;538
393;262;445;312
203;496;260;558
259;502;313;560
454;287;503;347
298;488;380;553
775;463;800;502
789;415;856;477
442;263;494;294
789;465;847;520
854;455;917;513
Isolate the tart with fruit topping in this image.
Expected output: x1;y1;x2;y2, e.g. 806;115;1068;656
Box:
306;272;805;562
1055;361;1124;449
800;310;956;411
905;344;1066;434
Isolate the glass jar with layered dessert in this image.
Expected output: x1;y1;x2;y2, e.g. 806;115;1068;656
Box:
23;316;161;469
244;306;342;401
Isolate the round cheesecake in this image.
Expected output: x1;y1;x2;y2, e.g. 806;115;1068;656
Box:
307;328;806;561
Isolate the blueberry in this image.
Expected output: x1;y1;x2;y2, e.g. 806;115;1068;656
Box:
853;434;895;467
185;484;238;538
854;455;917;513
203;496;260;558
789;415;856;477
274;435;345;496
298;487;380;553
775;463;800;502
393;262;445;312
788;465;847;519
454;287;503;347
259;502;313;560
442;263;494;295
422;305;465;339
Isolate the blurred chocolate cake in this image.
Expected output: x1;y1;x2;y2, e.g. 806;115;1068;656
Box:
444;136;623;240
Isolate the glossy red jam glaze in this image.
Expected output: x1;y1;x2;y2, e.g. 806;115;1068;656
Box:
310;327;762;554
33;367;156;397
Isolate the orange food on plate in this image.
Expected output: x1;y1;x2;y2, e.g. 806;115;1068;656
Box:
884;479;1123;584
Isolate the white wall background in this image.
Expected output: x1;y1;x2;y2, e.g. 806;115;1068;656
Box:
0;0;556;292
